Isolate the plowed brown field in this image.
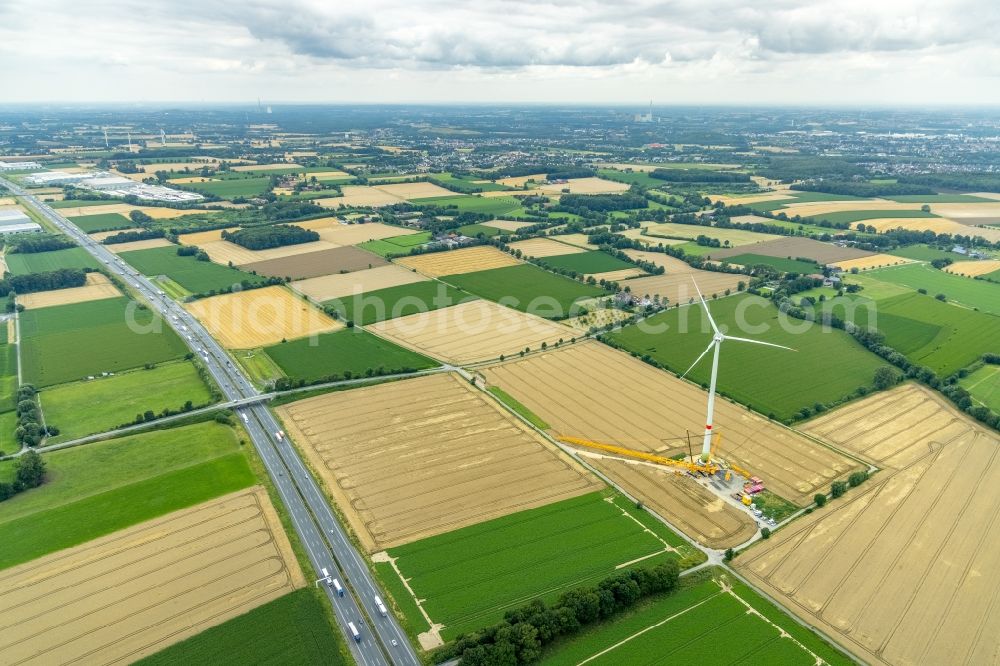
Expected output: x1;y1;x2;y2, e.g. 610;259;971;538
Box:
277;373;600;551
241;246;388;280
369;299;573;365
480;341;860;506
738;383;1000;666
0;487;303;666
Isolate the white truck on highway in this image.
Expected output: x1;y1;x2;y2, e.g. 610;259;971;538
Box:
348;622;361;643
374;596;388;617
332;578;344;597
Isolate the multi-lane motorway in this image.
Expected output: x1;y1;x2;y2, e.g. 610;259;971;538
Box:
1;178;419;666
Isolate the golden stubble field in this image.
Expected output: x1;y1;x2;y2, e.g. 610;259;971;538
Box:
737;384;1000;666
17;273;120;309
620;271;745;306
479;341;860;507
369;299;573;365
394;245;520;277
0;487;303;666
536;177;630;195
507;237;585;258
276;373;601;551
832;254;913;272
185;286;341;348
291;264;428;302
945;259;1000;277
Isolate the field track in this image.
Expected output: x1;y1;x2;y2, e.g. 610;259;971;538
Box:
0;487;303;666
738;384;1000;666
277;372;601;551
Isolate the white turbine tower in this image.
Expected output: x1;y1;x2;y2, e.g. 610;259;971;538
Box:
682;281;794;459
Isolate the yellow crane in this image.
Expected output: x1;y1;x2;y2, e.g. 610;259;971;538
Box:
557;436;721;475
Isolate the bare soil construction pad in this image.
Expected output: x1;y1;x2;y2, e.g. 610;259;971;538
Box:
241;246;388;280
18;273;120;309
0;487;303;666
276;372;600;551
394;246;520;277
738;384;1000;666
508;237;586;258
586;455;757;549
185;285;341;348
480;341;860;507
370;300;572;365
290;264;428;302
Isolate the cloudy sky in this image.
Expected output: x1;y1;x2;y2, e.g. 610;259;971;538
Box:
1;0;998;105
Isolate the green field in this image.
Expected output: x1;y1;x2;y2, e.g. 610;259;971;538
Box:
804;209;937;225
606;294;886;420
138;589;348;666
821;292;1000;376
50;199;116;209
0;341;16;413
457;223;510;238
40;361;214;441
960;364;1000;412
119;245;265;294
597;169;665;188
540;572;851;666
357;231;431;258
0;410;17;455
378;491;697;640
71;212;134;232
888;244;965;262
414;194;524;216
4;247;101;275
488;386;550;429
0;421;251;569
19;297;189;387
326;280;472;325
431;172;511;193
722;253;819;274
264;329;437;382
182;177;271;199
754;217;849;237
444;264;606;318
539;250;636;274
858;263;1000;315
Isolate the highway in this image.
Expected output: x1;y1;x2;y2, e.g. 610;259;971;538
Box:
2;178;419;666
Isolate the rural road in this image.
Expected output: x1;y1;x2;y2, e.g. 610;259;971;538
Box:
3;178;420;666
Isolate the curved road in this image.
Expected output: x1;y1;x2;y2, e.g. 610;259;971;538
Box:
2;178;418;666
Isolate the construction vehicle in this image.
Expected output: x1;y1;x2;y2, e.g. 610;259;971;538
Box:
557;436;720;475
744;476;765;494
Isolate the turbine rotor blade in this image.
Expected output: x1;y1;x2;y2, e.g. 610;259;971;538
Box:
722;335;796;352
681;340;716;379
690;278;719;335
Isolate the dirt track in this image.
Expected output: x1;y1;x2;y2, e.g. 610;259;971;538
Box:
0;487;303;666
185;286;341;348
480;341;860;506
395;246;520;277
370;299;573;365
738;384;1000;666
277;373;601;551
586;455;757;549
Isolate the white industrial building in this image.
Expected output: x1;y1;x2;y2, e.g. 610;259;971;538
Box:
23;170;203;203
0;222;42;235
0;160;42;171
23;171;93;186
0;209;32;225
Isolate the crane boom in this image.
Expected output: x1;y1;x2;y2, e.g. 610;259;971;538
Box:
557;436;720;475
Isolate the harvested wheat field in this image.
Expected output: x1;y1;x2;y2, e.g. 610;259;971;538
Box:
945;259;1000;277
497;174;547;188
0;487;303;666
738;384;1000;666
106;238;174;253
832;254;913;272
18;273;120;309
374;182;455;200
623;249;698;273
291;264;428;301
89;228;141;242
621;270;744;306
537;177;629;195
319;186;404;208
395;246;520;277
370;299;573;365
711;191;797;207
586;455;757;549
708;237;873;264
61;204;202;220
507;237;585;258
862;217;1000;242
587;268;646;281
188;237;340;267
645;223;780;246
552;233;599;250
776;201;921;218
231;162;302;172
185;286;341;348
295;218;418;245
562;307;634;333
482;219;533;232
177;227;234;245
480;342;860;506
241;246;388;280
276;372;600;551
932;202;1000;218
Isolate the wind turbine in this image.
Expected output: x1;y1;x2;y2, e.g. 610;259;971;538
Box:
682;280;794;460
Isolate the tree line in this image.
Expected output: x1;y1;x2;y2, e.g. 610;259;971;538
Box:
555;193;648;213
0;268;87;296
102;229;166;245
791;180;933;197
650;169;750;183
7;235;75;254
221;224;319;250
0;449;45;502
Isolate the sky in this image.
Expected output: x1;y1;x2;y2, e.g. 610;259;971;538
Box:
1;0;998;105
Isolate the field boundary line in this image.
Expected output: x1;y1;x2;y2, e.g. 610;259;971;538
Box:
723;580;827;665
